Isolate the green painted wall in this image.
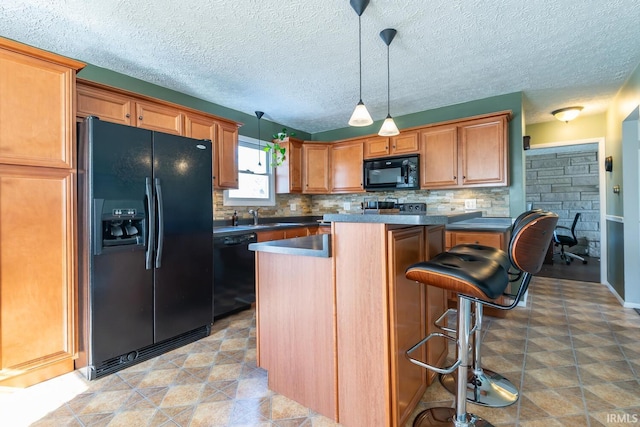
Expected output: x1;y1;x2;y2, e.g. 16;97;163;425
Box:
526;113;606;146
77;64;312;141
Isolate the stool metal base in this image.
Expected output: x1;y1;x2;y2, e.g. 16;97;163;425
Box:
440;368;519;408
413;408;493;427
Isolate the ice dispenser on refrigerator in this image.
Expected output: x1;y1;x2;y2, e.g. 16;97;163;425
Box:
95;199;145;252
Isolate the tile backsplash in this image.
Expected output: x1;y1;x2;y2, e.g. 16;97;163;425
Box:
214;188;510;222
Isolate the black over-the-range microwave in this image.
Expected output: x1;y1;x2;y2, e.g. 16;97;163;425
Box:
363;155;419;191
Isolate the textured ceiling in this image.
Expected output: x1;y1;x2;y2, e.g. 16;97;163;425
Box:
2;0;640;134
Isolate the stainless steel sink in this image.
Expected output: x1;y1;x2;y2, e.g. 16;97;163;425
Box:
214;223;305;233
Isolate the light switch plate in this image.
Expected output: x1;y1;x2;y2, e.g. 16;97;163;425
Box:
290;203;296;211
464;199;476;209
343;202;351;211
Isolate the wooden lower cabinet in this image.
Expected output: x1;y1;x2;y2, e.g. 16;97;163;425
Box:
387;227;427;426
334;223;447;427
0;165;76;387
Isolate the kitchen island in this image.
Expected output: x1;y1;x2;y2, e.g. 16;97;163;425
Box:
249;212;482;427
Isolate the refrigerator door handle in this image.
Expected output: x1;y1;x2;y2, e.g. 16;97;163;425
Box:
155;178;164;268
145;177;155;270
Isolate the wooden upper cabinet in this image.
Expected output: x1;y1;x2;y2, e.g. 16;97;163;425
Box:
363;132;419;159
390;131;419;155
363;136;390;159
420;113;509;189
0;44;83;169
184;112;216;141
135;100;183;135
78;80;241;189
330;140;364;193
303;143;330;194
459;115;508;187
77;85;132;125
420;125;458;188
276;137;303;194
214;121;239;189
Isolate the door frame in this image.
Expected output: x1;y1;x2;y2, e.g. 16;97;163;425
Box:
527;137;607;285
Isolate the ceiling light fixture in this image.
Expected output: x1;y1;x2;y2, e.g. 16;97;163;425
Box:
551;106;583;123
255;111;264;166
348;0;373;127
378;28;399;137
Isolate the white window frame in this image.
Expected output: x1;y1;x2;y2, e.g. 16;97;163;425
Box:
223;135;276;207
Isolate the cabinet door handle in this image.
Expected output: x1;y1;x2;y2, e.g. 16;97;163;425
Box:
453;176;457;179
125;113;130;118
139;116;143;120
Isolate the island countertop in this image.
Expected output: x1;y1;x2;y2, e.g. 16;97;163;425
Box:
249;234;331;258
323;210;482;225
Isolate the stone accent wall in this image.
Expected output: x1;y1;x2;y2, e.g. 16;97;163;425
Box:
214;187;510;223
214;191;314;223
525;147;600;257
310;188;510;217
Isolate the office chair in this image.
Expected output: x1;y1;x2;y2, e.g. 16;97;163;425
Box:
553;212;588;265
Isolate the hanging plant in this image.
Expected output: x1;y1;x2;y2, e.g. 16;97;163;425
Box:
263;128;294;167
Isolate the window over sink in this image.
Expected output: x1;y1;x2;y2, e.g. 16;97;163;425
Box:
223;136;276;206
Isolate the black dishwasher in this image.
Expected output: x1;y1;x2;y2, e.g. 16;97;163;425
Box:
213;232;257;320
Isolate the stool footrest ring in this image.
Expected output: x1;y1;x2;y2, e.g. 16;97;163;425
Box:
434;308;458;335
407;332;460;375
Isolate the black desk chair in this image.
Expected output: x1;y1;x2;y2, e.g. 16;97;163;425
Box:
553;212;587;265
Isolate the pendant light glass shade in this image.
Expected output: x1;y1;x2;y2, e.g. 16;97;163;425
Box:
348;0;373;127
349;100;373;126
378;114;400;136
378;28;399;137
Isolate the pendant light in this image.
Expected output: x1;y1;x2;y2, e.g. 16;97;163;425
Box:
255;111;264;166
348;0;373;127
378;28;399;136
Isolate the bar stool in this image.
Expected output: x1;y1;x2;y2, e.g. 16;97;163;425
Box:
439;210;542;408
405;211;558;426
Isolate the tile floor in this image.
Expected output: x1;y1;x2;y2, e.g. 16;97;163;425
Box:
1;276;639;426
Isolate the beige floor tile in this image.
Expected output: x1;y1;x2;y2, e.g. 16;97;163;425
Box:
13;279;640;427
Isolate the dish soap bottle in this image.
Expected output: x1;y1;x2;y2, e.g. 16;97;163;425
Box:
231;210;238;226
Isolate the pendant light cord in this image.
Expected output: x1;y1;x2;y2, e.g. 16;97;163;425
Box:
257;116;261;166
358;15;363;101
386;43;390;115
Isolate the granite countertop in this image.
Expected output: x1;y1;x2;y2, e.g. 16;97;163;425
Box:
445;217;513;232
249;234;331;258
323;210;483;225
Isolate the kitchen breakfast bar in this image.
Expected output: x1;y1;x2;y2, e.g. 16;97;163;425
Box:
249;211;482;427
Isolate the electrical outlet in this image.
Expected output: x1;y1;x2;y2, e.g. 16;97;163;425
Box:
464;199;476;209
290;203;296;211
343;202;351;211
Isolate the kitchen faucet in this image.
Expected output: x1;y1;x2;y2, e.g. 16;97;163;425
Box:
249;208;260;225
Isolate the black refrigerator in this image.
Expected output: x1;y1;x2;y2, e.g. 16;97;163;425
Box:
77;117;213;379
